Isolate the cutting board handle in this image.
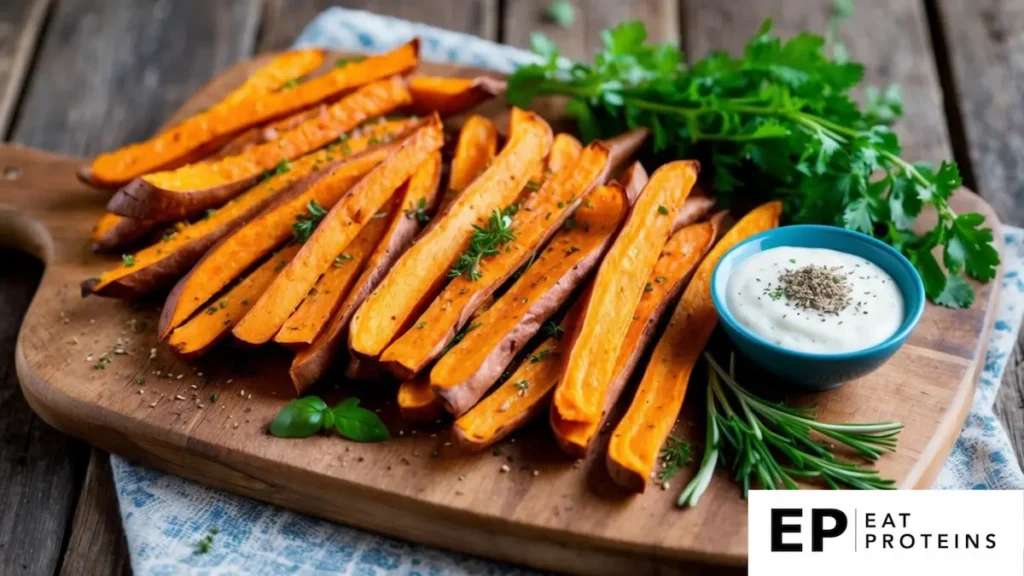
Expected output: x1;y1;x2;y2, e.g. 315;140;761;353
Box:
0;144;107;265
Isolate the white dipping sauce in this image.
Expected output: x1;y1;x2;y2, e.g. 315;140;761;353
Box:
726;247;904;354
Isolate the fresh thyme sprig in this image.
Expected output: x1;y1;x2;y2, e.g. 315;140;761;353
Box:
292;200;327;243
404;197;431;223
507;18;999;307
678;353;902;508
656;435;692;484
448;205;518;281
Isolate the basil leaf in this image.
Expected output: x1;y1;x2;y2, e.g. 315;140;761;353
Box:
269;397;328;438
333;398;390;442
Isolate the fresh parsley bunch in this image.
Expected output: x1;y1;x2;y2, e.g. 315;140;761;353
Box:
508;20;999;307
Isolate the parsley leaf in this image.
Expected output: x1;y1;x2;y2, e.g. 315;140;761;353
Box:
292;201;328;243
506;17;998;308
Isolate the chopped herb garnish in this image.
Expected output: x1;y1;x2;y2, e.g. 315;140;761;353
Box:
529;348;554;363
280;79;301;90
513;380;530;395
122;254;135;267
218;299;228;309
644;281;654;293
655;276;666;283
404;197;431;223
441;321;482;356
292;200;328;243
448;205;517;281
416;321;427;329
525;180;541;192
335;56;367;68
333;253;353;266
657;205;669;215
542;320;564;339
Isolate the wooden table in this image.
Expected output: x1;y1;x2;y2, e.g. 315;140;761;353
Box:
0;0;1021;573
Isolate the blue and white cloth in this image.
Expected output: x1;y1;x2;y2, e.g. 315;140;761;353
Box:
110;8;1024;574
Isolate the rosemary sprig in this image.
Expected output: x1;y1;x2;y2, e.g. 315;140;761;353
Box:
448;205;518;281
678;353;902;508
292;201;327;243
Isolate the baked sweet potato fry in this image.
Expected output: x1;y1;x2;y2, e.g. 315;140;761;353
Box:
167;244;302;360
91;122;411;303
380;130;645;381
109;76;413;222
273;194;403;349
82;42;417;187
451;303;583;452
606;201;782;492
547;133;583;173
348;108;553;359
207;105;329;161
438;115;499;213
398;377;444;421
407;75;506;116
211;49;326;112
555;160;700;424
289;151;444;392
551;213;728;458
430;165;650;417
156;127;412;337
233;117;445;346
90;213;157;252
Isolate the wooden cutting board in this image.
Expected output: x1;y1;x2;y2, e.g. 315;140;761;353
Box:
2;53;1003;575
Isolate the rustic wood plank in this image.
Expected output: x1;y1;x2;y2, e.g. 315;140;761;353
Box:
934;0;1024;468
0;0;50;137
10;0;262;154
503;0;679;61
0;250;83;576
0;1;262;574
59;451;131;576
258;0;499;53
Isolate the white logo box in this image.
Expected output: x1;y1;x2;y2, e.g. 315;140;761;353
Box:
749;490;1024;575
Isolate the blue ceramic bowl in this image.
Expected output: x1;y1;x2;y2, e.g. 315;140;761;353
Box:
710;225;925;390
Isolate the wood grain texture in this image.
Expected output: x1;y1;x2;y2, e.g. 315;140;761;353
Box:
0;2;263;574
503;0;679;60
0;248;83;576
258;0;499;52
59;450;131;576
0;50;1002;572
934;0;1024;468
10;0;262;153
0;0;50;138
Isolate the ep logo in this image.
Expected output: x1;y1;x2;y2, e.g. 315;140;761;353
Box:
770;508;848;552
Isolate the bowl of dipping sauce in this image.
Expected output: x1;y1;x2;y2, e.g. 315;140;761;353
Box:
711;225;925;390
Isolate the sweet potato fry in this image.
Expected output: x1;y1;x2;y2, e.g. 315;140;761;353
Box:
397;377;444;421
606;201;782;492
380;130;645;381
207;105;329;161
109;76;413;222
348;108;553;360
438;115;499;213
555;160;700;424
407;75;506;116
551;213;728;458
90;213;157;252
82;42;418;187
289;152;444;392
233;117;445;346
273;193;403;349
547;133;583;173
211;49;326;112
91;122;411;303
167;244;302;360
451;302;583;452
430;165;649;417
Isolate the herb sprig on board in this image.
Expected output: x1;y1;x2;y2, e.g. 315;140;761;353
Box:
678;354;902;508
507;19;999;307
448;205;519;281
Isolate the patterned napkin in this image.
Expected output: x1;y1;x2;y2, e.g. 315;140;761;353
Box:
109;8;1024;574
